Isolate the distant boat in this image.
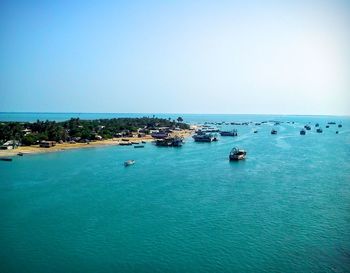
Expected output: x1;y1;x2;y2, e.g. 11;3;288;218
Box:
316;128;323;133
328;122;336;125
220;129;238;136
336;131;339;134
119;142;132;146
300;129;306;135
131;141;140;144
315;123;319;127
271;129;277;135
124;160;135;166
229;147;246;161
141;141;146;144
156;137;183;147
304;125;311;130
254;130;258;133
326;125;329;128
0;158;12;162
17;152;24;156
338;124;342;128
134;145;144;148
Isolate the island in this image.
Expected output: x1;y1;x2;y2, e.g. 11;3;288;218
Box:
0;117;191;156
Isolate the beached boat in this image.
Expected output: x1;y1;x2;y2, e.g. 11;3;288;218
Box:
124;160;135;166
220;129;238;136
300;129;306;135
134;145;144;148
271;129;277;135
119;142;132;146
229;147;246;161
316;128;323;133
0;158;13;162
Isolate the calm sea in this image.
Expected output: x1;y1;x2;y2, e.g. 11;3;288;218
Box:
1;113;350;273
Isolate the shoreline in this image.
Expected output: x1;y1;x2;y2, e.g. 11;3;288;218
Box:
0;130;193;157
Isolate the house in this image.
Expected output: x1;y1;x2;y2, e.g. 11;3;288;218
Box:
39;141;56;148
0;140;19;150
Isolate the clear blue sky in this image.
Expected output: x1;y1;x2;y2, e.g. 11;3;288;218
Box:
1;0;349;115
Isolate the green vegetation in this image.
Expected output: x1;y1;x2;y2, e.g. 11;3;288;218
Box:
0;117;189;146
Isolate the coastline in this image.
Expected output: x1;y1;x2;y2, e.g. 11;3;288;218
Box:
0;130;193;157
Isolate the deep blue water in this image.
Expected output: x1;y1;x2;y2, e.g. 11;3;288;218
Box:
0;113;350;273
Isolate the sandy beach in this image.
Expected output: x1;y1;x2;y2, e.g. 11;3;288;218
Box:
0;130;193;157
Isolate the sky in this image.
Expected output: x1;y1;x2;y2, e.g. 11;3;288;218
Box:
0;0;349;115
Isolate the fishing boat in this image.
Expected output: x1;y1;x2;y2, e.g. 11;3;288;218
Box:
229;147;246;161
316;128;323;133
192;133;216;142
156;137;183;147
134;145;144;148
124;160;135;166
300;129;306;135
119;142;132;146
0;158;13;162
271;129;277;135
220;129;238;136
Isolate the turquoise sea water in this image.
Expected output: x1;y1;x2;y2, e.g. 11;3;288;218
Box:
1;113;350;273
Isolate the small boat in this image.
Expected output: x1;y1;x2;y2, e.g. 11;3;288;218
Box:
304;125;311;130
119;142;132;146
338;124;342;128
17;152;24;156
229;147;246;161
254;130;258;133
131;142;140;144
0;158;13;162
141;141;146;144
134;145;144;148
121;138;130;141
300;129;306;135
328;122;336;125
336;131;339;134
271;129;277;135
315;123;319;127
326;125;329;128
124;160;135;166
316;128;323;133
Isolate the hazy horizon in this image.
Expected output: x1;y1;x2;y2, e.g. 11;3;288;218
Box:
1;0;350;115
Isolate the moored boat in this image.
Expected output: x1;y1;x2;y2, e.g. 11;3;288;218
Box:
300;129;306;135
316;128;323;133
229;147;246;161
134;145;144;148
156;137;183;147
192;133;216;142
271;129;277;135
220;129;238;136
304;125;311;130
0;158;13;162
124;160;135;166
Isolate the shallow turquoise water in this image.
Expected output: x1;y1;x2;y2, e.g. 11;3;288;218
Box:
1;115;350;272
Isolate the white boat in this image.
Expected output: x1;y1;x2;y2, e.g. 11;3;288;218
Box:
124;160;135;166
229;147;246;161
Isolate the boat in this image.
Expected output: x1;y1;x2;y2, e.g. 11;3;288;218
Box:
156;137;183;147
220;129;238;136
131;141;140;144
316;128;323;133
328;122;336;125
271;129;277;135
336;131;339;134
315;123;319;127
254;130;258;133
304;125;311;130
326;125;329;128
141;141;146;144
119;142;132;146
300;129;306;135
229;147;246;161
124;160;135;166
17;152;24;156
134;145;144;148
192;133;216;142
0;158;13;162
338;124;342;128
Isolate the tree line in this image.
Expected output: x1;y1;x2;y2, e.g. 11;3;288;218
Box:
0;117;189;146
